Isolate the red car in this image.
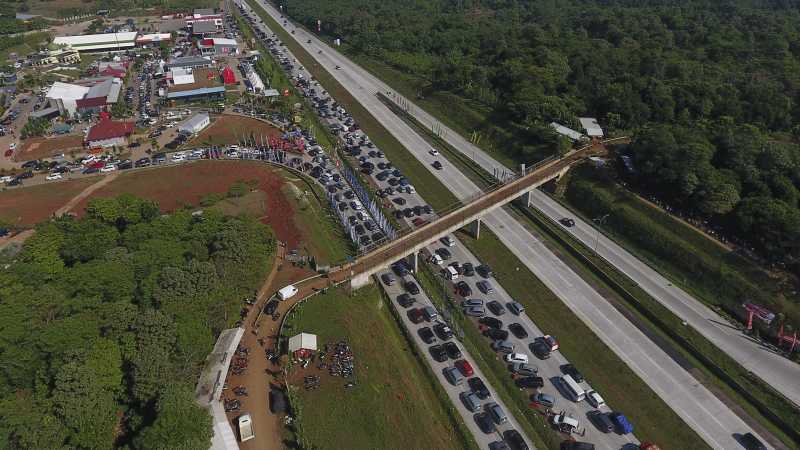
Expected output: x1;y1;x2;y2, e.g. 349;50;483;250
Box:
455;359;474;377
408;308;425;324
4;149;12;157
89;161;105;169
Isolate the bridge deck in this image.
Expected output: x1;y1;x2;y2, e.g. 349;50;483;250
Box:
340;145;602;278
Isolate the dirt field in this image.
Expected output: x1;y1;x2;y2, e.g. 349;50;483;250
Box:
0;177;96;227
70;161;304;247
15;135;85;162
190;115;282;147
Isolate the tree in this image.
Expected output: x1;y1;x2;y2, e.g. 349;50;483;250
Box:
134;383;212;450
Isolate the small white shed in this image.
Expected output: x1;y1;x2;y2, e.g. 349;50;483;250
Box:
579;117;604;138
288;333;317;358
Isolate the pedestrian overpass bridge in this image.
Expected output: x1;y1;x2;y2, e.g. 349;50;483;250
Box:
339;145;607;288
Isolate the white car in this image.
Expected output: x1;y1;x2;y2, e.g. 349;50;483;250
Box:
8;142;16;150
46;173;62;181
441;236;456;247
0;176;12;183
172;154;186;162
429;253;444;265
504;353;529;364
429;148;439;156
100;165;116;173
586;390;606;408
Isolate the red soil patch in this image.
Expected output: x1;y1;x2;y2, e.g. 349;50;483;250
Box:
71;161;303;247
0;177;97;227
190;115;282;147
14;135;85;162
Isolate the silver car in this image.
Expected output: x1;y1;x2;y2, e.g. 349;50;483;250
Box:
485;402;508;424
463;306;486;317
461;298;484;307
510;362;538;377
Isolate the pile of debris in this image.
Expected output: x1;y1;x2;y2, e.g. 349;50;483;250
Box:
317;340;355;379
232;344;249;375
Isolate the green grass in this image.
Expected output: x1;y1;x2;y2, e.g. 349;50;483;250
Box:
245;0;458;212
520;200;800;448
283;285;478;450
456;225;712;450
0;32;48;63
563;166;800;330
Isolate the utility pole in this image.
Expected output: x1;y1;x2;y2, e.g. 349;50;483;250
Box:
593;213;610;253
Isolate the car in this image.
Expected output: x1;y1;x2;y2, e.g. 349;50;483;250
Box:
264;300;279;315
455;281;472;297
485;402;508;424
588;410;614;433
533;392;555;408
475;412;495;434
530;339;551;359
397;293;415;308
485;328;509;341
429;253;444;265
461;298;484;307
429;148;440;156
135;157;151;167
559;217;576;227
422;306;438;321
434;322;454;340
503;429;529;450
432;160;443;170
468;376;491;399
505;353;529;364
460;391;482;413
392;197;406;206
404;281;420;295
487;300;506;316
543;335;559;351
462;262;475;276
516;375;544;389
45;173;62;181
507;301;525;315
381;273;396;286
435;247;452;259
476;280;494;294
491;340;514;354
609;412;633;434
82;167;100;174
408;308;425;324
463;306;486;317
508;323;528;339
740;432;767;450
429;344;447;362
586;390;605;408
441;236;456;247
444;341;462;359
480;317;503;329
476;264;493;278
455;359;474;377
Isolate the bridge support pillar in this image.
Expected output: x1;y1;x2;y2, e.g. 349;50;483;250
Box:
465;219;481;239
518;190;534;208
350;272;373;290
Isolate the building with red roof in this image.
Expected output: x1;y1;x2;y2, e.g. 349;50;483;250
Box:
85;119;135;148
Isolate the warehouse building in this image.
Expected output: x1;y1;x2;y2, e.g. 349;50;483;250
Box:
165;56;214;71
85;119;134;148
52;32;137;52
197;37;239;56
166;67;225;100
178;112;211;134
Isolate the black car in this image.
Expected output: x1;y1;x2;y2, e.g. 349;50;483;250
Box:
516;376;544;389
397;293;415;308
443;341;462;359
418;327;436;344
503;429;529;450
487;300;506;316
468;377;491;399
479;317;503;330
462;262;475;276
392;197;406;206
429;344;447;362
17;171;33;179
740;432;767;450
264;300;279;315
21;160;39;169
476;264;493;278
392;260;410;276
403;208;414;218
432;160;443;170
559;217;576;227
475;412;495;434
354;224;365;235
135;157;151;167
117;161;133;170
561;364;584;383
394;210;404;220
485;328;509;341
531;339;551;360
436;247;452;259
434;322;454;340
455;281;472;297
508;323;528;339
6;178;21;186
405;281;420;295
359;235;371;246
82;167;100;174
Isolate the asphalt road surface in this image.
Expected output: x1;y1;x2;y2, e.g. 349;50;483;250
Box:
252;1;800;410
242;1;774;447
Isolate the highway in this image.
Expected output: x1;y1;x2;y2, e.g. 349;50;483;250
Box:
240;1;776;447
252;3;800;411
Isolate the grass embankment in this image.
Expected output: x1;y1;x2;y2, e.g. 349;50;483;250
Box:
0;32;48;62
283;285;478;450
245;0;458;212
564;165;800;330
457;227;712;450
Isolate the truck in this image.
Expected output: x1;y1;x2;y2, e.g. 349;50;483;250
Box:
238;413;254;442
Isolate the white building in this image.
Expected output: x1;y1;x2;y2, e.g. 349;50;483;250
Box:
46;82;90;115
178;112;210;134
52;32;138;52
579;117;604;138
288;333;317;357
171;67;195;85
550;122;586;142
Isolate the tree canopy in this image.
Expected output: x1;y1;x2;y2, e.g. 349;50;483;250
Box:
0;195;275;449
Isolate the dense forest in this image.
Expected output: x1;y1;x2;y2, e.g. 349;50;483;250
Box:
277;0;800;266
0;195;275;449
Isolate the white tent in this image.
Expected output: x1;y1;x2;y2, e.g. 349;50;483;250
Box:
288;333;317;353
579;117;604;137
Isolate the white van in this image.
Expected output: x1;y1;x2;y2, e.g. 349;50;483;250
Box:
238;414;254;442
444;265;459;281
278;284;298;301
561;374;585;402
